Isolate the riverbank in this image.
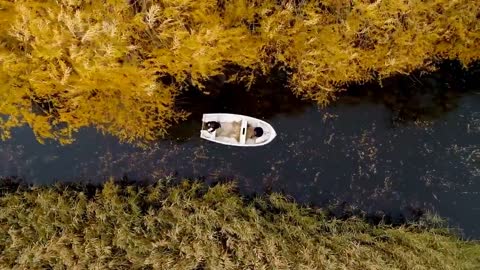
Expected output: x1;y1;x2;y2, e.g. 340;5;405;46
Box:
1;180;478;269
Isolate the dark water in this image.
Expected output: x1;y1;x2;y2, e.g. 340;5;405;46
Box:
1;62;479;238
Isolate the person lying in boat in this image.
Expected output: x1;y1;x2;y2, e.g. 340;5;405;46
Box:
246;126;264;139
206;121;221;133
253;127;263;138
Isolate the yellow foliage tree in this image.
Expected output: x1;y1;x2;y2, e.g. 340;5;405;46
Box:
0;0;479;143
0;0;187;144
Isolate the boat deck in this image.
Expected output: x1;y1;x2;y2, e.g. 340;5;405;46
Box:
201;121;257;144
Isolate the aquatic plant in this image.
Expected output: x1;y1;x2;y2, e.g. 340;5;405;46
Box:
0;180;479;269
0;0;478;143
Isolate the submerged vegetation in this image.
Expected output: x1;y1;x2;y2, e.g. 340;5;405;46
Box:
0;180;479;269
0;0;479;143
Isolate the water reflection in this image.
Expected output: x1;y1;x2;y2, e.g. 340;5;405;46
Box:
0;61;479;238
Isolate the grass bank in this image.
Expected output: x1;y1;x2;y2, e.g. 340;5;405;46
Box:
1;180;479;269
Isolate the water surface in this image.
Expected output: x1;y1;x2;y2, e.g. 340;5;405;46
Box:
1;62;479;238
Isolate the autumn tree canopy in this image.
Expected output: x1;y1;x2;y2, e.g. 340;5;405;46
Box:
0;0;479;143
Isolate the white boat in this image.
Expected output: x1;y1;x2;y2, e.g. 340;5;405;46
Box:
200;113;277;147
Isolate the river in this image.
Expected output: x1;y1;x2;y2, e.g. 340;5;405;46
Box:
1;62;479;238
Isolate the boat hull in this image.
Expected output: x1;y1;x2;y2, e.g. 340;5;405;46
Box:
200;113;277;147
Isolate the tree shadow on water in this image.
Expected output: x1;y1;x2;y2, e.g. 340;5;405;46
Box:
339;61;480;126
167;67;313;141
167;61;480;140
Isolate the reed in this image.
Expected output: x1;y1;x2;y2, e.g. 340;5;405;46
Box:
0;179;479;269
